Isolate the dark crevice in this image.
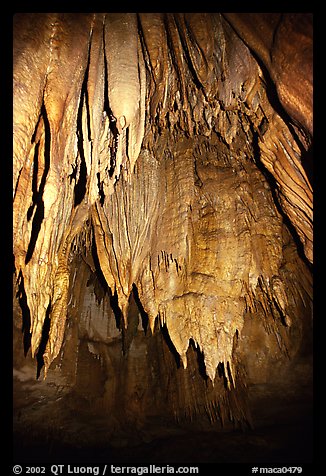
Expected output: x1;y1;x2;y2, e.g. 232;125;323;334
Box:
301;143;313;185
103;21;119;180
13;167;23;200
84;60;92;143
36;303;52;379
102;22;110;117
25;103;50;265
25;201;44;264
74;63;91;207
125;126;131;166
132;284;149;334
97;172;105;206
109;134;118;178
68;161;78;185
90;229;110;293
102;34;115;180
161;324;181;368
110;289;122;332
16;271;32;357
189;339;208;381
27;142;40;221
217;362;229;389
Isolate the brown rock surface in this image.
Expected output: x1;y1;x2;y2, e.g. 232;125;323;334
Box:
13;13;313;463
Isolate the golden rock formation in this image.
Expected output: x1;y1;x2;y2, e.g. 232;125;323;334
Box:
13;13;313;436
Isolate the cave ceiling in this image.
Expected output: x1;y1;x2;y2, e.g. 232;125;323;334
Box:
13;12;313;396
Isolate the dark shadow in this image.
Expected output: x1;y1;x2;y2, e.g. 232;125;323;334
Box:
102;25;119;179
36;302;52;379
217;362;229;389
90;233;109;292
102;26;110;118
97;172;105;206
301;143;313;185
161;324;181;368
189;338;208;381
16;271;31;356
132;284;149;334
25;201;44;264
26;142;40;221
110;289;122;331
108;133;118;179
25;103;50;264
74;60;90;207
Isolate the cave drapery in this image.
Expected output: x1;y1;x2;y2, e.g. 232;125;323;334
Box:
13;12;313;458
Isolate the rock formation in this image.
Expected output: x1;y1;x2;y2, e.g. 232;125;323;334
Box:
13;13;313;463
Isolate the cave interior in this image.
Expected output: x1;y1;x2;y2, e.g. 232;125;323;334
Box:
12;12;313;465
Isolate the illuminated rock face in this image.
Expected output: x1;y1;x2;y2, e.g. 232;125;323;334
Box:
13;13;313;455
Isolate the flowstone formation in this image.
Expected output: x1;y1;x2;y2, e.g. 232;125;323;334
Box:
13;13;312;432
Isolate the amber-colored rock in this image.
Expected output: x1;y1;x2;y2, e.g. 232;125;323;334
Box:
13;14;313;457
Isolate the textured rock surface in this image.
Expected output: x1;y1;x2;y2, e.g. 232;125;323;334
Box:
13;13;313;462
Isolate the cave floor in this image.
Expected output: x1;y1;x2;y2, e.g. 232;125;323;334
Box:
13;420;313;465
13;352;314;465
13;395;313;465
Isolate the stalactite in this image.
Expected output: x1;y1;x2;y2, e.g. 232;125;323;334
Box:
13;13;313;432
127;34;147;169
104;13;146;176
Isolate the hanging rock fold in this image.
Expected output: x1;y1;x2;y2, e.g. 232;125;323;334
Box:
13;13;313;387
